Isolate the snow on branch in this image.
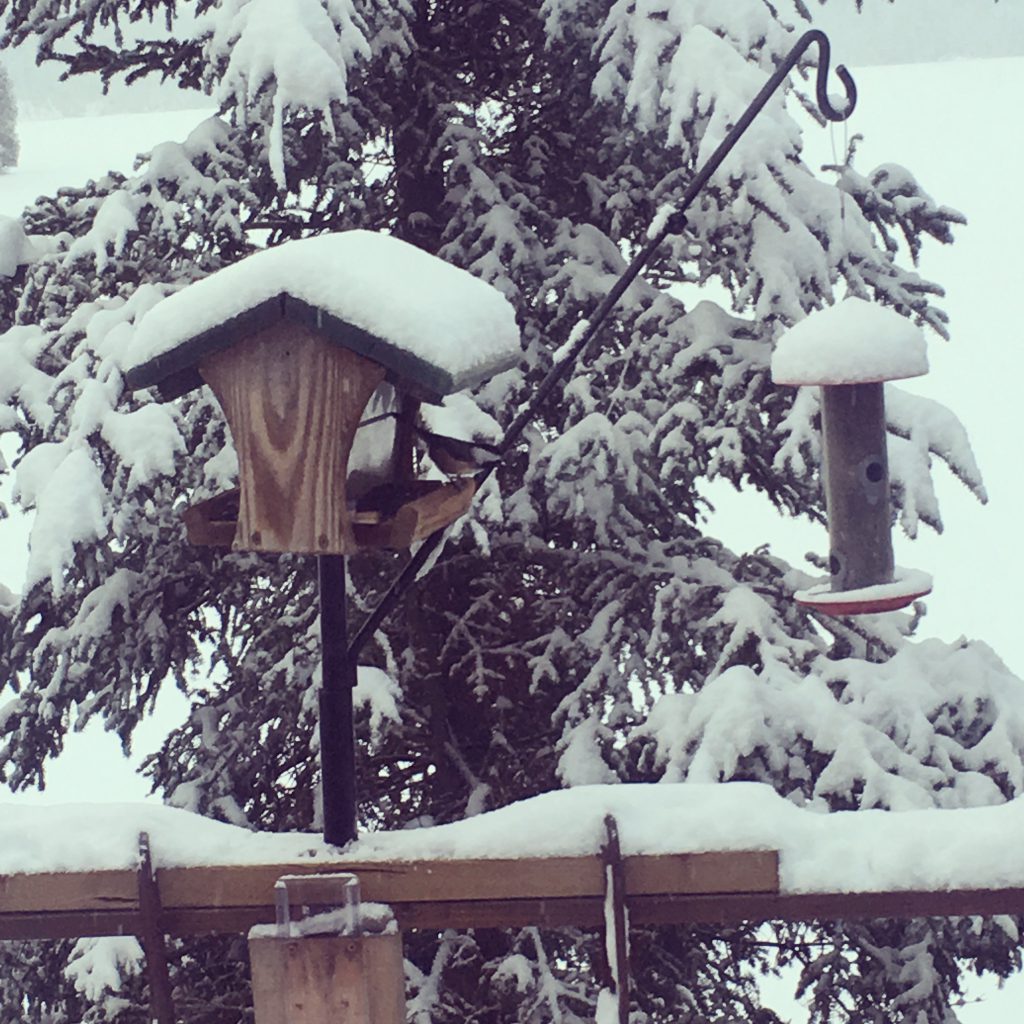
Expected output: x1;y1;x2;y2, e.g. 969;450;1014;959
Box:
886;384;987;533
200;0;371;188
640;638;1024;814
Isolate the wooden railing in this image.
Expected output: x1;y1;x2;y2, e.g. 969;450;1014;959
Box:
6;846;1024;942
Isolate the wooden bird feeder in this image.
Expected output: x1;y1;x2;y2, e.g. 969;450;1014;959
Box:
123;231;521;556
771;298;933;616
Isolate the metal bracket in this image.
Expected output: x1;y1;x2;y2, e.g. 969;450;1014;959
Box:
137;832;176;1024
601;815;630;1024
274;873;362;937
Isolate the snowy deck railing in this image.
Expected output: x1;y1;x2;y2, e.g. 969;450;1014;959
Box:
10;851;1024;943
8;784;1024;940
1;849;781;940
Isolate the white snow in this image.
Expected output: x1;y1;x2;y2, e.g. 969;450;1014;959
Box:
0;109;215;220
418;392;502;446
795;566;934;607
125;230;521;392
7;783;1024;898
646;202;678;240
0;215;40;276
65;937;144;1002
200;0;371;189
352;665;402;742
17;447;107;596
550;317;592;365
771;298;929;386
595;988;619;1024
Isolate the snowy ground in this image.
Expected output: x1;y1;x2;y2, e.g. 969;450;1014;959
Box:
1;54;1023;1021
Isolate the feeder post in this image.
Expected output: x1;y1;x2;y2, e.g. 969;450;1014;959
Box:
820;382;894;592
250;932;405;1024
318;553;358;847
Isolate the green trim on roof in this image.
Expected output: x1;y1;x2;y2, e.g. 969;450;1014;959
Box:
124;293;520;402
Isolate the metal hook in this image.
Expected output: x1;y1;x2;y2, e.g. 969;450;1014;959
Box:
670;29;856;216
792;29;857;122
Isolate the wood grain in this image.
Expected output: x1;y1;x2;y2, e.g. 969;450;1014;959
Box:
200;323;385;554
8;854;1024;938
0;851;777;938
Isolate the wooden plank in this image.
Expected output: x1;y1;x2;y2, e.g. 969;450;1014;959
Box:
0;852;777;915
200;322;385;555
11;853;1024;940
137;833;176;1024
167;885;1024;933
0;909;143;941
12;885;1024;940
250;934;373;1024
0;869;137;914
160;858;605;908
352;478;477;551
0;852;776;938
625;851;778;896
181;488;239;548
156;852;778;910
363;931;406;1024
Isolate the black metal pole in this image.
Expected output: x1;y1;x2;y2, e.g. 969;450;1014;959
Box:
318;553;358;846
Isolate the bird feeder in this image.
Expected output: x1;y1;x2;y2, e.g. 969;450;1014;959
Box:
771;298;933;616
123;231;521;555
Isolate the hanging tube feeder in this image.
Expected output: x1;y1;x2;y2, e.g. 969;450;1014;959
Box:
771;298;933;616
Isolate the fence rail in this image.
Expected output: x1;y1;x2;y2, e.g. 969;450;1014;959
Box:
4;849;1024;941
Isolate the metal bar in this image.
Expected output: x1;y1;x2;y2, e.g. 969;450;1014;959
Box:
601;816;630;1024
318;554;358;846
347;30;856;660
136;833;176;1024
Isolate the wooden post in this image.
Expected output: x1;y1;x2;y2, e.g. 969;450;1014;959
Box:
249;931;405;1024
136;833;176;1024
820;382;894;592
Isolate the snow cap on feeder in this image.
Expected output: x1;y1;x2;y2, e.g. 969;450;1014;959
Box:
771;297;932;616
123;230;521;556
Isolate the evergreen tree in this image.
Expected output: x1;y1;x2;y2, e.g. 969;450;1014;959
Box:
0;60;16;169
0;0;1021;1021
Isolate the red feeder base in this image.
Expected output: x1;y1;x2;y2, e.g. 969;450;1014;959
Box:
795;567;933;617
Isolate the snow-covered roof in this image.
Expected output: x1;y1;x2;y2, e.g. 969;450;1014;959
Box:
124;231;522;401
6;782;1024;896
771;297;928;386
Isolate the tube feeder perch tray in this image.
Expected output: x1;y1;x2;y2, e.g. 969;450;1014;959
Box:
771;298;933;616
122;231;521;556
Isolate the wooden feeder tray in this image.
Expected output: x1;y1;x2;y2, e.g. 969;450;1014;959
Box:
182;477;478;553
795;567;933;617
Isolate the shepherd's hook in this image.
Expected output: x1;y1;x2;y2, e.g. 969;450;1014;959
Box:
796;29;857;122
347;29;857;661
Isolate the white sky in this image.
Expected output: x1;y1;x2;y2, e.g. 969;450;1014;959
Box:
810;0;1024;64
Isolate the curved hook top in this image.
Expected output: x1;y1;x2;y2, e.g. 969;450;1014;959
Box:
796;28;857;122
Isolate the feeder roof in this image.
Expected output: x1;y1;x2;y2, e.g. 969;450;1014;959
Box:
771;297;928;387
123;231;522;402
